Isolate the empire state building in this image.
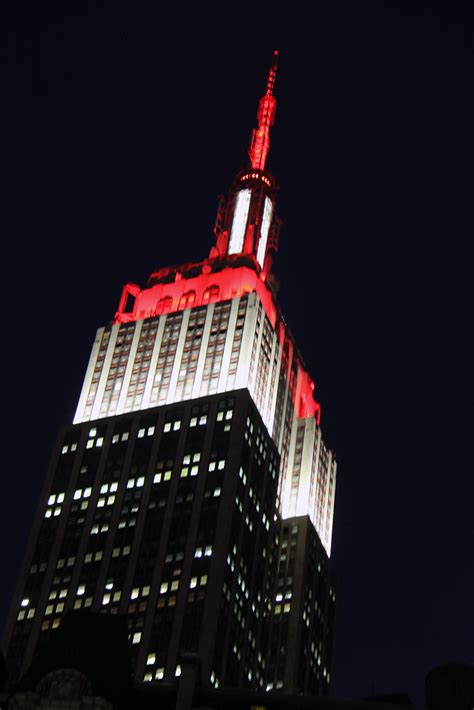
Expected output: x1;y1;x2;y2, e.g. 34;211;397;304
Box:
3;52;337;696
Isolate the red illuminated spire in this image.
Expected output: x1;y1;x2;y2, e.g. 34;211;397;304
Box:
248;50;279;171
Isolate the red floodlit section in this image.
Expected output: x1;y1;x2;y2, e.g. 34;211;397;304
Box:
115;261;277;327
249;50;278;171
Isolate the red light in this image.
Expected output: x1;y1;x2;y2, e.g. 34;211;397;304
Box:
248;51;278;172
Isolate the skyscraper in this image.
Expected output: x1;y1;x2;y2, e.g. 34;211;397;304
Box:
3;52;337;695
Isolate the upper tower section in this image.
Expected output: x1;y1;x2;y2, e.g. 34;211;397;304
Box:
115;51;282;327
210;50;280;276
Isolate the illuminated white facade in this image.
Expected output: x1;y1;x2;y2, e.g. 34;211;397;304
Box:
75;291;336;555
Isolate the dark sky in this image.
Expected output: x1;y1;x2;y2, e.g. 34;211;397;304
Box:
2;1;473;705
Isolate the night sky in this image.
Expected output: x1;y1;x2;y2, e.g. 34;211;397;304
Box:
2;2;473;705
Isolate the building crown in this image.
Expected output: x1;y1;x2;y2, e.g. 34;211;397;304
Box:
211;51;280;276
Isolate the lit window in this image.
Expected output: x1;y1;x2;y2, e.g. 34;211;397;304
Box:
175;665;181;677
136;477;145;487
160;582;168;594
173;421;181;431
121;432;129;441
84;487;92;498
256;195;273;267
138;428;145;438
155;668;164;680
96;437;104;447
48;494;56;505
89;428;97;438
147;426;155;436
190;577;197;589
57;492;65;503
132;632;141;644
147;653;156;666
163;423;171;433
20;598;29;608
61;445;68;454
77;585;85;596
86;440;94;449
131;588;139;600
228;188;251;254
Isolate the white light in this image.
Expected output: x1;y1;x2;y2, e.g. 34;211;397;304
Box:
20;598;29;607
228;189;251;254
256;196;273;267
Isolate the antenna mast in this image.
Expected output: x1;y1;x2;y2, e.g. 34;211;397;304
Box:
248;50;279;171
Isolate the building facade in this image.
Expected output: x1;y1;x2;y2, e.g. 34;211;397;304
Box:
3;52;337;695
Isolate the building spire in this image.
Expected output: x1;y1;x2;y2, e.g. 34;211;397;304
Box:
248;50;279;171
